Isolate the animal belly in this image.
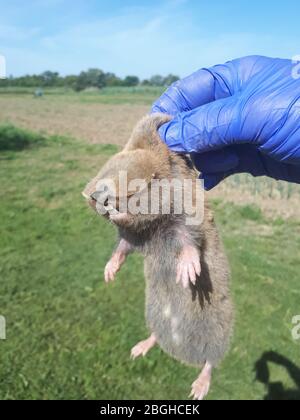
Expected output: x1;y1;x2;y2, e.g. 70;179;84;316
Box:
145;270;232;367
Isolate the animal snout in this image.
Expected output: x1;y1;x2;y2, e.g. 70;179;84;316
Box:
91;191;102;202
91;191;110;207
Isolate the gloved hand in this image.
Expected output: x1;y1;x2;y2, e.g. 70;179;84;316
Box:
152;55;300;189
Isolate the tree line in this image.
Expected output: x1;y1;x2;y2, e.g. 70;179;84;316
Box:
0;69;180;91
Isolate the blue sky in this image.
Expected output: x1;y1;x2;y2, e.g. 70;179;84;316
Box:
1;0;300;78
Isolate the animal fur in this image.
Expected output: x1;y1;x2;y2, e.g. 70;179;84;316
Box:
83;113;234;369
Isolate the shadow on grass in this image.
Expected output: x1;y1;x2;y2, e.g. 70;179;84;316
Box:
0;124;45;151
255;351;300;400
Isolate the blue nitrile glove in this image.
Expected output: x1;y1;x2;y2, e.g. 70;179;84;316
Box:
152;56;300;190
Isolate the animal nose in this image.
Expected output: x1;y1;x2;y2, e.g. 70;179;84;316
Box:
90;191;101;201
91;190;110;208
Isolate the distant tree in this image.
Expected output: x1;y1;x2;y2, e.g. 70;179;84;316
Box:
149;75;165;86
163;74;180;86
41;71;59;87
104;72;123;87
75;72;87;91
75;68;105;91
0;69;180;91
0;74;8;86
123;75;140;87
87;68;105;88
63;75;78;89
14;74;43;87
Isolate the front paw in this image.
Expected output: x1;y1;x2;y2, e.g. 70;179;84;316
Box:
176;246;201;288
104;259;120;283
104;251;126;283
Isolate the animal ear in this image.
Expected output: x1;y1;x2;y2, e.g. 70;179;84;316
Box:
124;113;172;152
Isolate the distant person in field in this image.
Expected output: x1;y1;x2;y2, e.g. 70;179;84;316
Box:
152;56;300;190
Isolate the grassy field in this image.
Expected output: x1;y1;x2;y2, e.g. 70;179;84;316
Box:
0;86;164;104
0;90;300;400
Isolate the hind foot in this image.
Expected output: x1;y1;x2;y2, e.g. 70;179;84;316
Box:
131;334;156;359
190;361;212;401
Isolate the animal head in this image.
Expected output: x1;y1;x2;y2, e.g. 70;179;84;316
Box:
82;113;195;231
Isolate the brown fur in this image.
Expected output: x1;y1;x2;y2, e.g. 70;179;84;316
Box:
83;113;234;368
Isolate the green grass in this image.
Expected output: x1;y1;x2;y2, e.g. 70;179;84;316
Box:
0;86;75;95
78;87;164;105
0;126;299;400
0;86;164;105
237;204;263;221
0;124;46;151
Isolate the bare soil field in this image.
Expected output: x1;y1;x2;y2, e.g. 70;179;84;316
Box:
0;95;149;145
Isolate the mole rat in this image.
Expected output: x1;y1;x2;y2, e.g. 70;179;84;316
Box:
82;113;234;400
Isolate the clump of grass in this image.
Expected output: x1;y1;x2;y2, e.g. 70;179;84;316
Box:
225;173;300;200
238;204;263;221
0;124;45;151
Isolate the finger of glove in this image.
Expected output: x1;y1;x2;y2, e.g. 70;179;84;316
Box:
158;95;239;153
